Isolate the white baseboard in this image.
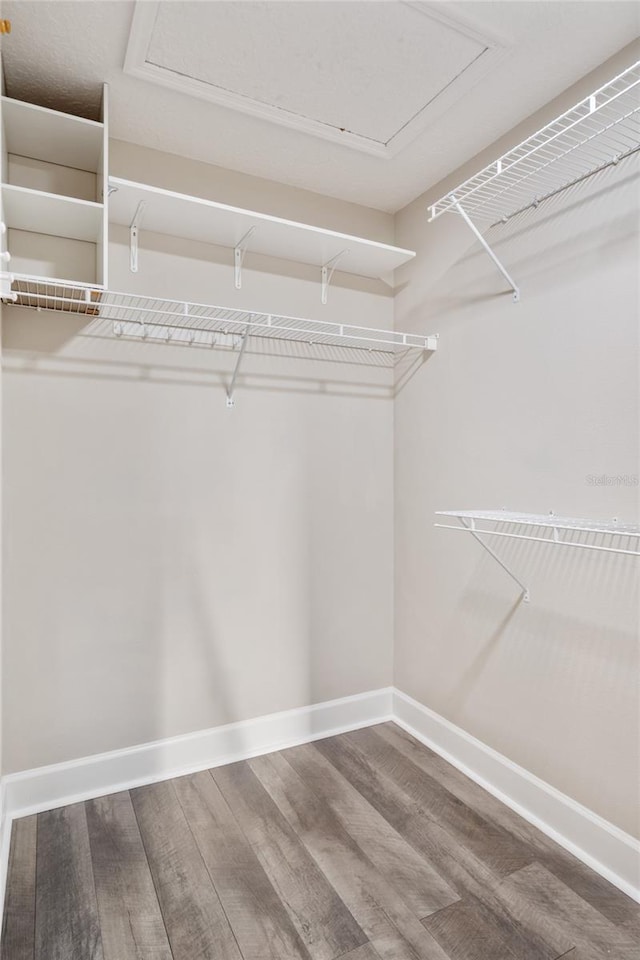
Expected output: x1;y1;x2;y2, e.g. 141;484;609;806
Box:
0;686;393;913
1;685;638;917
3;688;394;819
393;688;640;903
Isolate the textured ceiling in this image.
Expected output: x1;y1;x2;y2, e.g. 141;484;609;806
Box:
1;1;639;212
131;1;492;154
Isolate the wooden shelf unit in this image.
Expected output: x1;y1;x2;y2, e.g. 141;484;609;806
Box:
0;86;108;293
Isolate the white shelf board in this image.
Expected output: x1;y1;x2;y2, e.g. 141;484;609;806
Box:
436;510;640;538
108;177;416;279
2;184;104;243
429;59;640;223
1;97;104;172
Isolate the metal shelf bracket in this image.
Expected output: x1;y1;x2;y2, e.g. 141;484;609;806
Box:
321;249;349;304
452;198;520;302
129;200;147;273
226;322;251;408
447;516;530;602
234;227;256;290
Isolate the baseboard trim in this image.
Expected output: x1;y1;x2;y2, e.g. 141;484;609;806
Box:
3;688;394;819
393;688;640;903
1;685;637;915
0;687;393;912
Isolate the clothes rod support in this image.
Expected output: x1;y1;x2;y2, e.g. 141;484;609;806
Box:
129;201;147;273
226;323;251;408
321;250;349;305
452;198;520;303
234;227;256;290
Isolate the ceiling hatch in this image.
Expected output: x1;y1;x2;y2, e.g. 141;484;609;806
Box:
125;1;505;158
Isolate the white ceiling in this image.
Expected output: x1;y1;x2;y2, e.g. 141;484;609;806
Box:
2;1;639;212
125;1;500;157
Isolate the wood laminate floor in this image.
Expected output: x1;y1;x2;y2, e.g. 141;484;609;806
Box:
2;723;639;960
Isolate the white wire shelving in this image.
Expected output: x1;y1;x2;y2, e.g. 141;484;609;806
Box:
435;509;640;602
2;277;438;406
428;59;640;301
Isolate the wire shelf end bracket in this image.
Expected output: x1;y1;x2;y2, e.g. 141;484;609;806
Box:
225;322;251;409
437;513;530;602
451;197;520;303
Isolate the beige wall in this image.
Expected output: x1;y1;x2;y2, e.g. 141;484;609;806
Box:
393;44;640;837
1;144;395;771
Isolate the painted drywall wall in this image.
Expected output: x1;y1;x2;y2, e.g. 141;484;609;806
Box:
393;43;640;838
1;143;395;772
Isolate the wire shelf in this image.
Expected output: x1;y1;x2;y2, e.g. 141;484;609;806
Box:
2;277;437;355
429;59;640;224
436;509;640;538
435;510;640;603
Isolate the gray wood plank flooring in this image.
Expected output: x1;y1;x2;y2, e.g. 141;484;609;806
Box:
1;816;36;960
35;803;104;960
85;791;172;960
2;723;638;960
130;779;242;960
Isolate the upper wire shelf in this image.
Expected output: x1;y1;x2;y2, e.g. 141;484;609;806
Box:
429;59;640;225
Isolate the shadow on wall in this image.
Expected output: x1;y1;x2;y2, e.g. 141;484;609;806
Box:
432;528;640;836
1;294;395;772
435;528;639;822
0;305;436;403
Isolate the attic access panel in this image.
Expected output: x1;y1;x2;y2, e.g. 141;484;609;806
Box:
125;1;504;157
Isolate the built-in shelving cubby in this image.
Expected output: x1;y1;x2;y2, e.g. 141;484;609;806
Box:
0;85;108;293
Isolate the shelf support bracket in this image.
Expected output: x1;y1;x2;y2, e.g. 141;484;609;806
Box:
452;198;520;303
321;250;349;305
461;517;530;602
226;323;251;408
234;227;256;290
129;201;147;274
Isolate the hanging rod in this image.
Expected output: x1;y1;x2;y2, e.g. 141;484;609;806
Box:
435;509;640;603
489;142;640;227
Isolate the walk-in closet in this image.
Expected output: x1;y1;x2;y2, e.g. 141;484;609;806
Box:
0;2;638;958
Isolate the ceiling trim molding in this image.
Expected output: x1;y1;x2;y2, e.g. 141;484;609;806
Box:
124;0;510;159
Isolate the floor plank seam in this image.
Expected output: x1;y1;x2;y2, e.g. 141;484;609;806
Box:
127;789;177;960
172;774;247;960
33;814;39;960
85;803;108;960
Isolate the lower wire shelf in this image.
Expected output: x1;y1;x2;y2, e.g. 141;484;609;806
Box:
2;276;438;406
435;509;640;602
